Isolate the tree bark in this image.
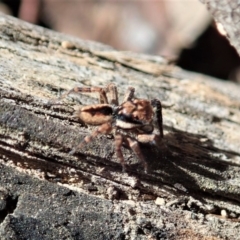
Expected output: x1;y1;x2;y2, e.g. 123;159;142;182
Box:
0;13;240;239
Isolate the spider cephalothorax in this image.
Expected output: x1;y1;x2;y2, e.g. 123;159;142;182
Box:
58;83;163;172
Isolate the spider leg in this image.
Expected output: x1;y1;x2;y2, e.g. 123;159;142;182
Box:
137;133;160;145
69;122;112;155
125;137;148;173
123;87;135;102
114;133;127;172
151;99;164;138
106;83;118;105
58;86;109;104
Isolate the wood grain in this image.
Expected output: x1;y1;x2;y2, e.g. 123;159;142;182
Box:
1;13;240;239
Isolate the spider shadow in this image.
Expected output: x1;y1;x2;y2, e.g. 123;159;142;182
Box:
128;127;240;200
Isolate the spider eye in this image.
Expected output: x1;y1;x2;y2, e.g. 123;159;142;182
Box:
140;125;153;133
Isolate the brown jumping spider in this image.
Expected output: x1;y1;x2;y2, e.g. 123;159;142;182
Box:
57;83;163;172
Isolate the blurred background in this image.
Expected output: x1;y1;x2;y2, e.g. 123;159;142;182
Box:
1;0;240;82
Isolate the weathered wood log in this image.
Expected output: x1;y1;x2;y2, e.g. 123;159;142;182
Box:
200;0;240;56
1;13;240;239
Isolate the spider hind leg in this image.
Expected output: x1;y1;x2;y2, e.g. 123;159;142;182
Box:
69;122;112;155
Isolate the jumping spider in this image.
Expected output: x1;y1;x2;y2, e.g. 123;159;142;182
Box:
57;83;163;172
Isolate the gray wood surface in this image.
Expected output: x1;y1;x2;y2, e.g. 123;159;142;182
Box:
1;13;240;239
200;0;240;56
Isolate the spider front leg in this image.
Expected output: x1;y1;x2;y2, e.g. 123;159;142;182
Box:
114;133;127;172
114;133;148;172
69;122;112;155
151;99;164;138
125;137;148;173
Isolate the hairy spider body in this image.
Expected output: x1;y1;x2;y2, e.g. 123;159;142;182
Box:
116;100;154;133
59;83;163;172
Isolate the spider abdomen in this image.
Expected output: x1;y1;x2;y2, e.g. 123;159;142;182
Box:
78;104;113;125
